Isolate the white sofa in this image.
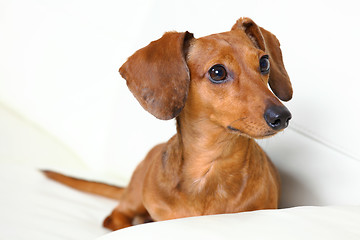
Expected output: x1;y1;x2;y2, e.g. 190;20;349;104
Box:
1;0;360;239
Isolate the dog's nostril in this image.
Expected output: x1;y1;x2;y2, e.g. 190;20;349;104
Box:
264;105;291;131
272;119;281;127
285;116;291;127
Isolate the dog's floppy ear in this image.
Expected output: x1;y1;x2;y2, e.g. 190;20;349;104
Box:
232;17;293;101
120;31;194;120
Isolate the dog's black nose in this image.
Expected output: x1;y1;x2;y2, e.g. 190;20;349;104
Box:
264;105;292;131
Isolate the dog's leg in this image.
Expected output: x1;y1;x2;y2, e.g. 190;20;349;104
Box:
102;146;160;230
103;209;133;230
103;205;152;230
102;184;149;230
102;169;147;230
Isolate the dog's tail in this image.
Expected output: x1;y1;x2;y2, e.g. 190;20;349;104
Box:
42;170;125;200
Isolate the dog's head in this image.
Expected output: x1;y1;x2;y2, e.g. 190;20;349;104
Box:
120;17;292;138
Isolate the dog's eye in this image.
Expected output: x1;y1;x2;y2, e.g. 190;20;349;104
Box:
259;55;270;74
208;64;227;83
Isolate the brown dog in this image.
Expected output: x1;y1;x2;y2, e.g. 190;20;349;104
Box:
45;17;292;231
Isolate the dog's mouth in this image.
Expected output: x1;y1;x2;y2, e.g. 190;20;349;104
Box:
227;125;253;138
227;125;277;139
227;126;241;132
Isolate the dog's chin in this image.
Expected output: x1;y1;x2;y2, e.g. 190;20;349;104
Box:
227;125;278;139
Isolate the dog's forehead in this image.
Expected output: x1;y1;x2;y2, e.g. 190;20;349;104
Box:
195;30;253;52
188;30;258;69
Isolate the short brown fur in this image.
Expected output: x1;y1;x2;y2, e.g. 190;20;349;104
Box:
44;17;292;230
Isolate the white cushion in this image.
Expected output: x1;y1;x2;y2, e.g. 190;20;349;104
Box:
258;128;360;207
0;164;115;240
97;205;360;240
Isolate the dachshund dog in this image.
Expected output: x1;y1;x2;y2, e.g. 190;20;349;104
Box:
44;17;292;230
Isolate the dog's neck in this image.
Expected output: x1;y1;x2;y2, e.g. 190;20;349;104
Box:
173;110;255;194
177;114;251;162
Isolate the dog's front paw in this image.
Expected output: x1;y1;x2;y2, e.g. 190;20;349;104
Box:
103;210;132;231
